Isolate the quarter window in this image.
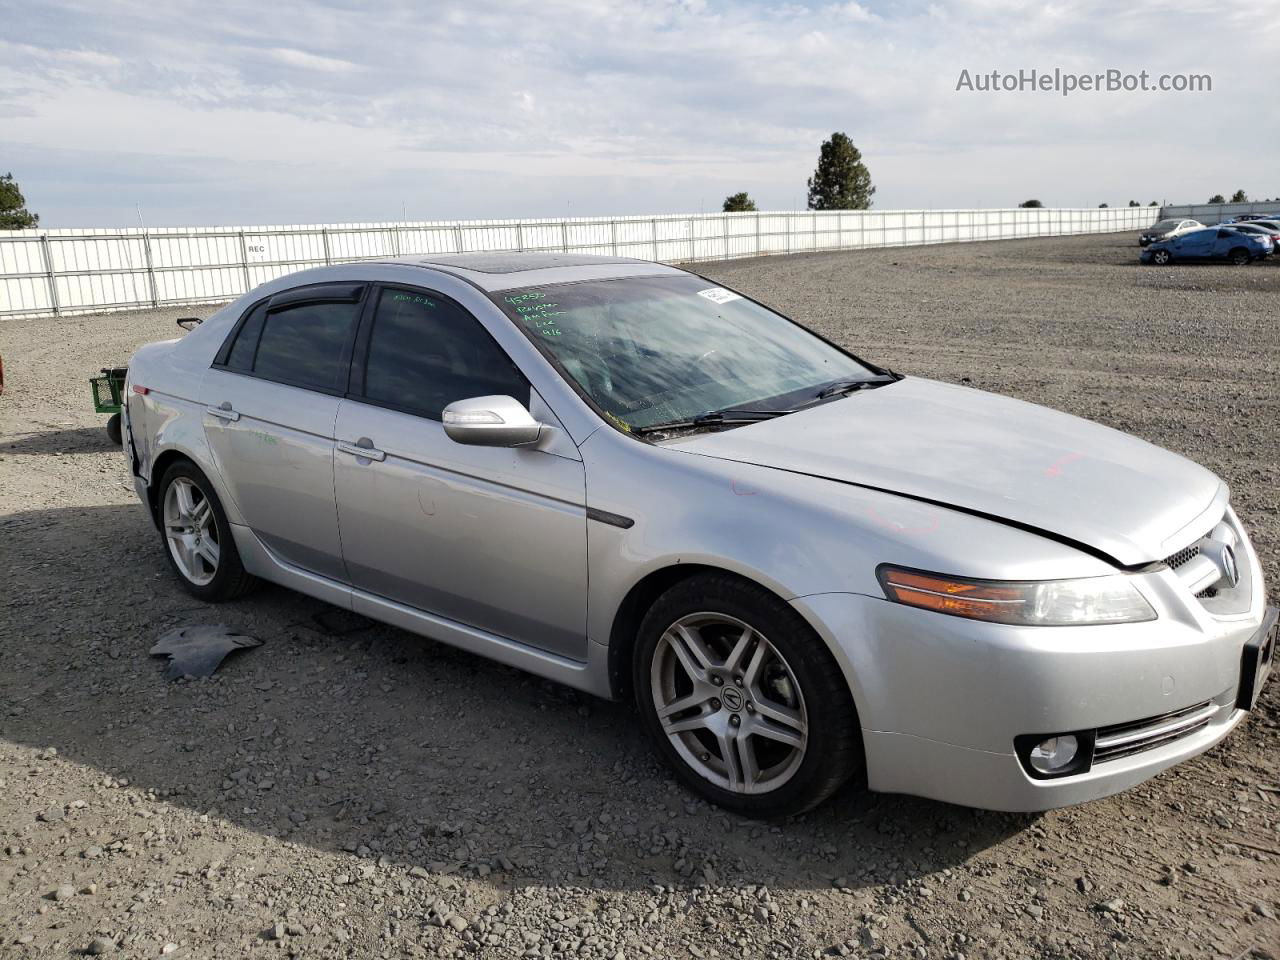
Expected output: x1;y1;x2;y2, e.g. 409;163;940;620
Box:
224;302;267;371
362;288;528;419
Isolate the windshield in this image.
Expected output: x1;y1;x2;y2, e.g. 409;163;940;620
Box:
494;274;878;431
1150;220;1180;232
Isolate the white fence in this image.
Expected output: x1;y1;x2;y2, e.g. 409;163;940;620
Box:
0;206;1159;318
1157;201;1279;224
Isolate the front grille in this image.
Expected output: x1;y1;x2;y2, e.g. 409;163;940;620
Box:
1162;523;1230;600
1093;699;1217;764
1163;542;1201;571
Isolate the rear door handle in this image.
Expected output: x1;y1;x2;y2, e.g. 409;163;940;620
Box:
206;402;240;422
337;438;386;462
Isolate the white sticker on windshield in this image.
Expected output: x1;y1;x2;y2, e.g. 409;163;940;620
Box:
697;287;742;305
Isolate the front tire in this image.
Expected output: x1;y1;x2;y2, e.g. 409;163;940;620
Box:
633;574;862;818
1150;249;1172;266
157;461;258;601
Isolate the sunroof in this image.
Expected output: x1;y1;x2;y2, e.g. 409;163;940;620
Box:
417;253;647;274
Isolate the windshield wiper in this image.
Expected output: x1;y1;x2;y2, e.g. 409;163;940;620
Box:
813;373;900;401
631;408;788;436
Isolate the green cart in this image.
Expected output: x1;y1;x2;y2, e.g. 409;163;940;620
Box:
90;366;129;445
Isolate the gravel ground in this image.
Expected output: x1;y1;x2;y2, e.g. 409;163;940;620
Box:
1;232;1278;960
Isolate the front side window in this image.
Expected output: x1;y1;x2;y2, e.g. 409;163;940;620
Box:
361;288;529;420
493;274;879;432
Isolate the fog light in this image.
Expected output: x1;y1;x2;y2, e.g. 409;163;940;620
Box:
1028;735;1079;775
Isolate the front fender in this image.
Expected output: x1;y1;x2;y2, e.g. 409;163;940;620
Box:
580;426;1115;654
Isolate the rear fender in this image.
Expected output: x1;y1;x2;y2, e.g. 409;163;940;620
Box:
138;391;245;527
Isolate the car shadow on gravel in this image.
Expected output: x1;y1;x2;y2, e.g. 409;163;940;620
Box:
2;426;119;456
1;502;1032;895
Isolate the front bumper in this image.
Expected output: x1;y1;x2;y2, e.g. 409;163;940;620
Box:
858;696;1247;811
792;555;1270;811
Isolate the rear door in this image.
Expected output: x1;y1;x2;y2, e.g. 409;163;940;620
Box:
332;286;589;658
202;283;365;581
1211;228;1243;257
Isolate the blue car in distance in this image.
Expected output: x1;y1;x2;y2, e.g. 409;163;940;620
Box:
1140;226;1272;265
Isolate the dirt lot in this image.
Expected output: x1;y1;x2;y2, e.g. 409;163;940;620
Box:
1;233;1278;960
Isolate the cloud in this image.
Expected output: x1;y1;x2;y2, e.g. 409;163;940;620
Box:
260;47;361;73
0;0;1274;226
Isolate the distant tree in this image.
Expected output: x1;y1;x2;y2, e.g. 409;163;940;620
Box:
722;192;757;213
1230;189;1248;203
1208;194;1225;204
806;133;875;210
1128;200;1140;207
1018;199;1044;208
1149;201;1159;206
1098;203;1109;208
0;172;38;229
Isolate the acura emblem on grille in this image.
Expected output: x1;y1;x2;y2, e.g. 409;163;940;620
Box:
1220;544;1239;588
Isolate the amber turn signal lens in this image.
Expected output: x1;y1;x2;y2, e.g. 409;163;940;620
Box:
879;569;1029;623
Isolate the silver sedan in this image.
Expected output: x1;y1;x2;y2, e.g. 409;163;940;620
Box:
122;253;1276;817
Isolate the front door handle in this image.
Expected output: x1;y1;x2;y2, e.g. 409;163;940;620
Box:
337;438;386;462
206;402;240;422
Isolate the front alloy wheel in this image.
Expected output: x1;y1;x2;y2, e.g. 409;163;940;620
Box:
651;613;808;795
1151;249;1171;265
634;573;862;818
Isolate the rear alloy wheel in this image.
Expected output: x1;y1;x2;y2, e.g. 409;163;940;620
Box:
1151;249;1171;266
634;574;861;818
157;461;258;601
1228;247;1251;266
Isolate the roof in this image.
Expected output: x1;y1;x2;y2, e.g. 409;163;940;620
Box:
371;252;681;292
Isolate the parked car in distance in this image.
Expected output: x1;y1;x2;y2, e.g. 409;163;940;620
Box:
1139;218;1202;246
1220;221;1280;253
122;253;1275;817
1141;226;1272;265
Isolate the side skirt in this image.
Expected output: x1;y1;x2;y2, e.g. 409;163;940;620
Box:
230;522;613;699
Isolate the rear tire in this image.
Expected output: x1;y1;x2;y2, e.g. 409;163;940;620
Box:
105;413;122;446
156;460;258;602
633;573;862;818
1228;247;1251;265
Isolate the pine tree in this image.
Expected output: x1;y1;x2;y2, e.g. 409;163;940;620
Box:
0;172;39;229
806;134;874;210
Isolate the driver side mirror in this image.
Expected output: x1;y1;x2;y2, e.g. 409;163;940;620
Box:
442;395;543;447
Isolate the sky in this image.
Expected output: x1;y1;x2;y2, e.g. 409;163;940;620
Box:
1;0;1276;227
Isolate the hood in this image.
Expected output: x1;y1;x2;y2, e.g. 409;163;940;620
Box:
671;377;1224;566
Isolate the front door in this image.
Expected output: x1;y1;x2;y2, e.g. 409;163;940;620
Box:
333;286;589;659
202;284;365;581
1173;230;1214;259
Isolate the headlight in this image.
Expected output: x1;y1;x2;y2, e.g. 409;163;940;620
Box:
877;566;1156;626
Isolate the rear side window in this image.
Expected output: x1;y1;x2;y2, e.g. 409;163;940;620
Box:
253;301;361;392
361;288;528;419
